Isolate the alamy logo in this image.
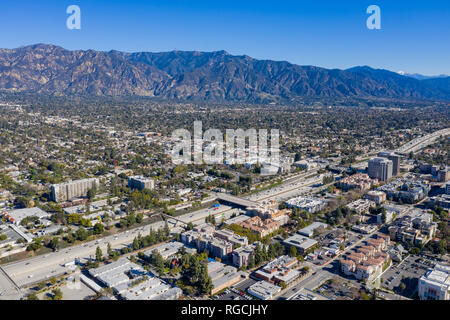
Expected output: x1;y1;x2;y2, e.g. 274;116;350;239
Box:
366;5;381;30
171;121;280;170
66;5;81;30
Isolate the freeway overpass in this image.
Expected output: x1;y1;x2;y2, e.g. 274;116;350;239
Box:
214;192;259;208
1;127;448;296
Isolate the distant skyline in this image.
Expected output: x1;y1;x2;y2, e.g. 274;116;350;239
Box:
1;0;449;75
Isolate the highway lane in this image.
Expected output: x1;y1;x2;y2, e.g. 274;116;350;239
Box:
397;128;450;154
1;128;446;294
0;204;235;290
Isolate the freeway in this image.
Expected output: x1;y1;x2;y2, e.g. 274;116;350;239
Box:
0;171;322;294
396;128;450;154
351;128;450;170
0;204;234;291
0;128;446;297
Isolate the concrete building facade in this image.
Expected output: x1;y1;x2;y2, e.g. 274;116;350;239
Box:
368;157;393;182
51;178;99;202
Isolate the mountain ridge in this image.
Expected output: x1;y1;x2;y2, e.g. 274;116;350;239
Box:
0;44;449;102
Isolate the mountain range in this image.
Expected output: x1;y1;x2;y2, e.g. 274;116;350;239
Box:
0;44;449;102
397;71;449;81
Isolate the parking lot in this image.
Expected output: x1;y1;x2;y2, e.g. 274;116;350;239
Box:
381;254;430;298
213;278;259;300
314;278;362;300
308;228;361;266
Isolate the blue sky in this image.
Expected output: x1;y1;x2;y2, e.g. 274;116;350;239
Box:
1;0;449;75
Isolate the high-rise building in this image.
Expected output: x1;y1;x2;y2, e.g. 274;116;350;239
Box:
437;167;450;182
378;151;401;176
368;157;393;182
127;176;154;191
51;178;100;202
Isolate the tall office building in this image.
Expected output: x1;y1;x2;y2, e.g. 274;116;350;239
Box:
128;176;154;191
378;151;401;176
368;157;393;182
51;178;100;202
437;167;450;182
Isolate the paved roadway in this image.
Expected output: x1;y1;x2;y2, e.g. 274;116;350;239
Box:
396;128;450;154
0;204;235;293
279;202;419;300
0;171;322;296
352;128;450;170
1;128;446;298
278;228;379;300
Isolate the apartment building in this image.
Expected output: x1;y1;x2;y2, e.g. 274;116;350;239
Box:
180;223;246;259
346;199;376;215
378;151;401;177
337;173;377;192
51;178;99;202
237;216;282;238
285;196;327;213
364;191;387;205
339;234;390;282
388;210;437;246
128;175;154;191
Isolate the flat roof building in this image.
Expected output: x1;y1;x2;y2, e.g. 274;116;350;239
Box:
2;207;50;226
247;281;281;300
254;255;300;284
285;196;327;213
283;234;318;254
143;241;185;260
364;191;387;205
419;264;450;300
51;178;99;202
368;157;393;182
128;176;154;191
297;222;328;237
207;261;248;295
88;258;181;300
346;199;376;215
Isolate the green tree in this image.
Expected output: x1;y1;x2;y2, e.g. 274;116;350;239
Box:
49;237;59;251
87;186;97;201
93;223;104;235
133;237;140;251
95;246;103;262
198;264;213;295
136;212;144;224
52;288;63;300
150;249;165;274
107;242;112;257
27;238;42;251
75;227;88;241
289;246;297;258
